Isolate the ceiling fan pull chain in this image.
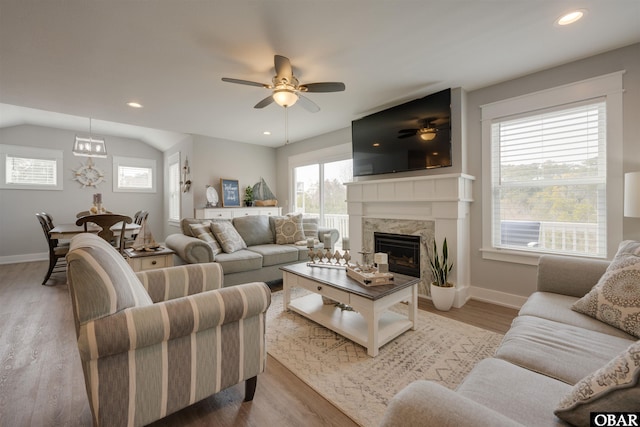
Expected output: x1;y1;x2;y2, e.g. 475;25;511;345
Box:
285;107;289;144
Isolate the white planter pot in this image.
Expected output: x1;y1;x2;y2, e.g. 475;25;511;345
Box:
430;283;455;311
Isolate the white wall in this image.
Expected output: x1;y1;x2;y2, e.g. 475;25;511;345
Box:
0;124;164;262
277;43;640;307
467;43;640;304
189;135;278;212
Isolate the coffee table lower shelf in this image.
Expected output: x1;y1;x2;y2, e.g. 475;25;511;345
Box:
287;293;414;357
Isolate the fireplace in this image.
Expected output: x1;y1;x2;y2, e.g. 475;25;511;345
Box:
374;232;421;277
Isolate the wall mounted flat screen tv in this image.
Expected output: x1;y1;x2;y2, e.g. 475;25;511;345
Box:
352;88;451;177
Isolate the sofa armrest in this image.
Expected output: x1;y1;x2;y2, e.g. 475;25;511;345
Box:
77;282;271;360
318;227;339;250
136;263;224;303
165;233;215;264
537;254;609;297
380;381;522;427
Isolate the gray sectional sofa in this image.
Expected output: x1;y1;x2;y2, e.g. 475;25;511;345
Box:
165;214;339;286
381;247;640;427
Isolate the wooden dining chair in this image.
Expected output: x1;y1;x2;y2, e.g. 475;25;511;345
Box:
76;214;133;253
36;212;69;285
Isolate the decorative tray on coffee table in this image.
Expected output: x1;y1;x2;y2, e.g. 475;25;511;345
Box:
346;263;394;286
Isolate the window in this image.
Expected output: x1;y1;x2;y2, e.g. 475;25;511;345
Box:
481;72;624;262
0;144;63;190
290;144;352;249
168;152;180;222
113;156;156;192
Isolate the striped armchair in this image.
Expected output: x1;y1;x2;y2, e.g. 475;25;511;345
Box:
66;233;271;427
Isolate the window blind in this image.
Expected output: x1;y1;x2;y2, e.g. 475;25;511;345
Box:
490;99;607;257
6;155;57;186
168;161;180;221
117;165;153;189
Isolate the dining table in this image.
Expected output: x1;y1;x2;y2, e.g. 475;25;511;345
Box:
49;222;141;240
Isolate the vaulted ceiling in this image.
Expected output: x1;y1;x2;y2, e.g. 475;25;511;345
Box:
1;0;638;150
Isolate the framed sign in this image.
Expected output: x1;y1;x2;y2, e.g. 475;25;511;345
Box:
220;178;240;207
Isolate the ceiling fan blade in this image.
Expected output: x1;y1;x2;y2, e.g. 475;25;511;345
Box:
274;55;293;80
300;82;346;93
398;133;415;139
254;96;275;109
398;128;418;134
221;77;270;88
297;94;320;113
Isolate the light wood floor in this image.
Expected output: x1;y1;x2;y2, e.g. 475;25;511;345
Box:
0;261;518;427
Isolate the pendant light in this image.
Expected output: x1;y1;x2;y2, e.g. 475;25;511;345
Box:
73;118;107;158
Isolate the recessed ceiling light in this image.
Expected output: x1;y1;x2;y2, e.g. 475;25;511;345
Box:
555;9;586;26
126;101;143;108
263;131;271;135
372;142;380;147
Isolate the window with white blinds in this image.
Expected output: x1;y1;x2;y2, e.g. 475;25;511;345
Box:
112;156;156;192
168;152;180;222
490;100;607;257
0;144;63;190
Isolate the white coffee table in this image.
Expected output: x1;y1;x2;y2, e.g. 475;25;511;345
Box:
281;263;419;357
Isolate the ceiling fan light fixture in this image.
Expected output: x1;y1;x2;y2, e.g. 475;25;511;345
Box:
273;89;298;107
418;129;437;141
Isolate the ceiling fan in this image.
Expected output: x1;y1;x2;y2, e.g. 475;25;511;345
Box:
398;117;449;141
221;55;345;113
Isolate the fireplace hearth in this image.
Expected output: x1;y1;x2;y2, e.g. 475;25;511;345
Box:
374;232;421;277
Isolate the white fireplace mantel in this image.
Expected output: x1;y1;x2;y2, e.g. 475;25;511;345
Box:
345;173;475;308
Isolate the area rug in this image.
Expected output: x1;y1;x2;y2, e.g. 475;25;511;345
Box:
265;289;504;427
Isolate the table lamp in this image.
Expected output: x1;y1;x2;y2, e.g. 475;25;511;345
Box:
624;172;640;218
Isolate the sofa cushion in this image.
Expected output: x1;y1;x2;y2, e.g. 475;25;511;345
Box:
246;244;299;267
233;215;274;246
457;358;571;426
572;240;640;338
554;341;640;426
67;233;153;324
495;315;635;385
272;214;305;244
211;220;247;253
519;292;636;339
188;222;223;255
213;250;263;275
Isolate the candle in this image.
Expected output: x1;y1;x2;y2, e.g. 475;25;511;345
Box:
342;237;350;250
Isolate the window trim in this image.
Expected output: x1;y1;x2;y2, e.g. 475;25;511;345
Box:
480;71;624;263
0;144;64;190
167;152;181;224
112;155;156;193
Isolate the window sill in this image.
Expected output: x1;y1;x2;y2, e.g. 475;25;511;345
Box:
480;247;541;266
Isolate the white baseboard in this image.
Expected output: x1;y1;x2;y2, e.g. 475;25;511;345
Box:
0;252;47;265
469;286;527;310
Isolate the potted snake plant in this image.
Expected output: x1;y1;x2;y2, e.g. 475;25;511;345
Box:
428;237;455;311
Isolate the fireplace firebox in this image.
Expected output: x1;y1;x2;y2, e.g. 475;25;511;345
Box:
374;232;421;277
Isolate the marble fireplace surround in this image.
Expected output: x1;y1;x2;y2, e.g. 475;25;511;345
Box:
363;218;434;296
346;173;475;308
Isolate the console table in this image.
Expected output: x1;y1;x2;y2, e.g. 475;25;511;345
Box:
194;206;281;219
281;263;419;357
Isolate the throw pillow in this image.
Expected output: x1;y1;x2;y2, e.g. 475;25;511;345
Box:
571;240;640;338
273;214;305;245
554;341;640;426
210;221;247;253
302;216;319;239
189;222;222;255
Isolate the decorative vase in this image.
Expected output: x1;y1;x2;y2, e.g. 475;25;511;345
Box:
430;282;455;311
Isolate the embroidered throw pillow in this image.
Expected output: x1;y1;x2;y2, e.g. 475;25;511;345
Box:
210;221;247;253
189;222;222;256
274;214;305;244
554;341;640;425
571;240;640;338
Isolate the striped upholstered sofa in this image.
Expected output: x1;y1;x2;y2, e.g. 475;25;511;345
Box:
66;233;271;427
